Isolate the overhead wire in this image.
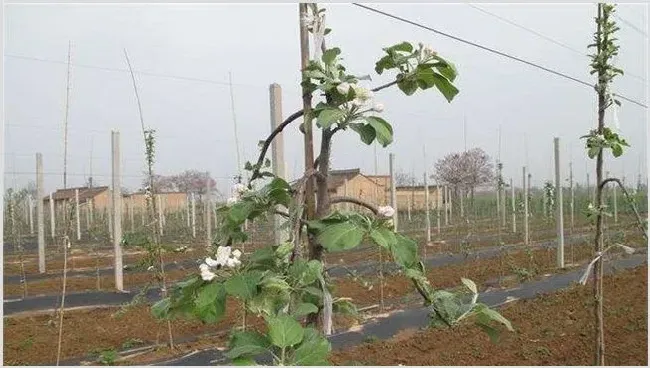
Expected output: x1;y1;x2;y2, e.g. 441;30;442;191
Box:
351;3;647;109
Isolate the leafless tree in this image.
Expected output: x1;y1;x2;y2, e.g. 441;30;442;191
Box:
433;147;493;204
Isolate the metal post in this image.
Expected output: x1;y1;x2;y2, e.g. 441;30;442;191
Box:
389;153;398;230
36;153;45;273
554;137;564;268
111;130;124;291
75;188;81;241
523;166;529;245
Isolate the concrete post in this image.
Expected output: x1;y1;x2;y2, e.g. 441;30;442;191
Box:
436;184;441;234
205;174;212;248
49;192;55;240
186;193;191;228
36;153;45;273
129;196;135;232
459;187;464;219
28;196;34;235
424;172;431;244
157;195;163;236
191;192;196;238
448;185;453;223
389;153;398;230
523;166;529;245
269;84;289;245
510;178;516;233
554;138;564;268
569;162;575;231
89;198;94;225
75;188;81;241
111;130;124;291
344;178;350;211
443;185;449;226
107;191;113;242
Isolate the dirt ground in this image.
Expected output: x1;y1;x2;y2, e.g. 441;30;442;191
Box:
4;235;637;365
331;265;648;366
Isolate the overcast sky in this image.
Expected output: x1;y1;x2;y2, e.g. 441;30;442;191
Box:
3;3;648;197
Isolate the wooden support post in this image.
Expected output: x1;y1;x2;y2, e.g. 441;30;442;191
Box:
191;193;197;238
49;192;55;240
511;178;516;233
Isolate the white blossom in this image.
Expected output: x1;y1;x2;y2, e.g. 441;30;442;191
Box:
337;82;351;95
226;257;242;268
226;197;239;206
353;85;373;102
205;257;220;267
351;98;365;108
232;183;247;196
422;46;436;58
378;205;395;218
373;103;384;113
147;265;155;271
232;249;242;259
200;267;216;281
215;246;232;265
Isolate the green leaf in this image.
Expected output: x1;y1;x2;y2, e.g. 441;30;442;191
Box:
349;123;376;145
261;276;291;292
397;78;418;96
292;328;331;365
431;72;459;102
267;314;305;348
151;298;170;319
232;357;257;366
317;222;366;252
332;298;358;317
316;107;346;129
322;47;341;65
612;144;623;157
365;116;393;147
476;305;513;331
226;331;271;359
475;320;500;344
194;282;226;323
225;271;264;300
375;55;395;74
293;302;319;317
369;227;397;249
390;233;418;269
461;278;477;294
385;41;413;54
588;146;600;159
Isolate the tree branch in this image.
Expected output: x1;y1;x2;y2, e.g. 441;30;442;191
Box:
329;196;379;215
599;177;647;240
249;78;402;184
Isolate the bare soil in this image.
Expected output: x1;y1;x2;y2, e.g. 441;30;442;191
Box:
331;265;648;366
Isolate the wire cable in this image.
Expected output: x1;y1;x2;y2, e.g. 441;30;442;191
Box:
351;3;647;109
467;3;647;84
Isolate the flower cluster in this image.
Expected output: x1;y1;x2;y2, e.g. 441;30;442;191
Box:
199;246;242;281
336;82;384;112
418;42;437;60
226;183;248;206
378;205;395;218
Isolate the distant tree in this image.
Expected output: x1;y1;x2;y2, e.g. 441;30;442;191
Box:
395;171;419;187
433;147;493;204
141;170;218;197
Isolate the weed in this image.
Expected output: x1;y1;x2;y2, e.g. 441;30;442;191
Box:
363;335;379;343
121;337;144;350
97;349;118;365
18;337;34;350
